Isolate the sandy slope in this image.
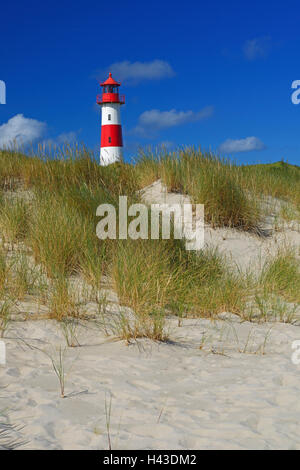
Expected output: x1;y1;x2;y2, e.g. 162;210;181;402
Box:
1;316;300;450
0;180;299;450
140;180;300;272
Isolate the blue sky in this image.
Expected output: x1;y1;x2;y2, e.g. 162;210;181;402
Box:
0;0;300;165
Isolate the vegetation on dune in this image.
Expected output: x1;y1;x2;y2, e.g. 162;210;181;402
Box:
0;198;29;243
240;160;300;213
260;248;300;303
137;149;258;230
0;145;298;341
135;149;300;228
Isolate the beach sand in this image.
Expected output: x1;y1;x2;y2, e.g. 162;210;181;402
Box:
1;316;300;450
0;180;299;450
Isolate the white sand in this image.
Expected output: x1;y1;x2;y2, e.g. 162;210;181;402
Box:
1;316;300;450
141;180;300;272
0;180;299;450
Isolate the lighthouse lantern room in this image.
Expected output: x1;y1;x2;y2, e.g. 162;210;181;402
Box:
97;72;125;166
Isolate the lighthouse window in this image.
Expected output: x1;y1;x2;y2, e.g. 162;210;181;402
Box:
108;137;111;143
108;114;111;120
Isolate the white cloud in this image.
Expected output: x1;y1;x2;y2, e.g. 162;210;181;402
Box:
0;114;46;148
133;107;213;136
243;36;271;61
218;136;266;153
104;60;175;85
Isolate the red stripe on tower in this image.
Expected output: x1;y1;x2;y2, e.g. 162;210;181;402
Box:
97;72;125;166
100;125;123;147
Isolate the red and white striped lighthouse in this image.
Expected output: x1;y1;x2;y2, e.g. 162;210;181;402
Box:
97;72;125;166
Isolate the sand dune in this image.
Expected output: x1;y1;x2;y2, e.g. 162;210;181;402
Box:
141;180;300;272
1;316;300;450
0;178;299;450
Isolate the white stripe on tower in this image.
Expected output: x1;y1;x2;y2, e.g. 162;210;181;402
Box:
100;147;123;166
101;103;121;125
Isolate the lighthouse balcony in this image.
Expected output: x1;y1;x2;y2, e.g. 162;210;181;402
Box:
97;93;125;105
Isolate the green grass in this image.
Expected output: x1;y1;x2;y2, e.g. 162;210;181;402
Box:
239;160;300;213
136;150;300;227
113;237;247;322
48;276;79;321
136;148;262;230
0;145;298;339
260;248;300;303
29;191;92;277
0;198;30;243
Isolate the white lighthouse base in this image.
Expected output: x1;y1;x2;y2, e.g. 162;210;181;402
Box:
100;146;123;166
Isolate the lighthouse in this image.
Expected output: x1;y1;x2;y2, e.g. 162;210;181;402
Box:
97;72;125;166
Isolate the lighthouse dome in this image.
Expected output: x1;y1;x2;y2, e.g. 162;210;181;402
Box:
100;72;121;87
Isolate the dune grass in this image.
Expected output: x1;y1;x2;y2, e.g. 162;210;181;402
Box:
260;248;300;303
238;160;300;217
0;249;9;294
29;191;91;278
0;198;30;243
113;237;247;322
136;149;300;227
0;145;298;339
0;299;13;338
136;148;262;231
48;276;79;321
